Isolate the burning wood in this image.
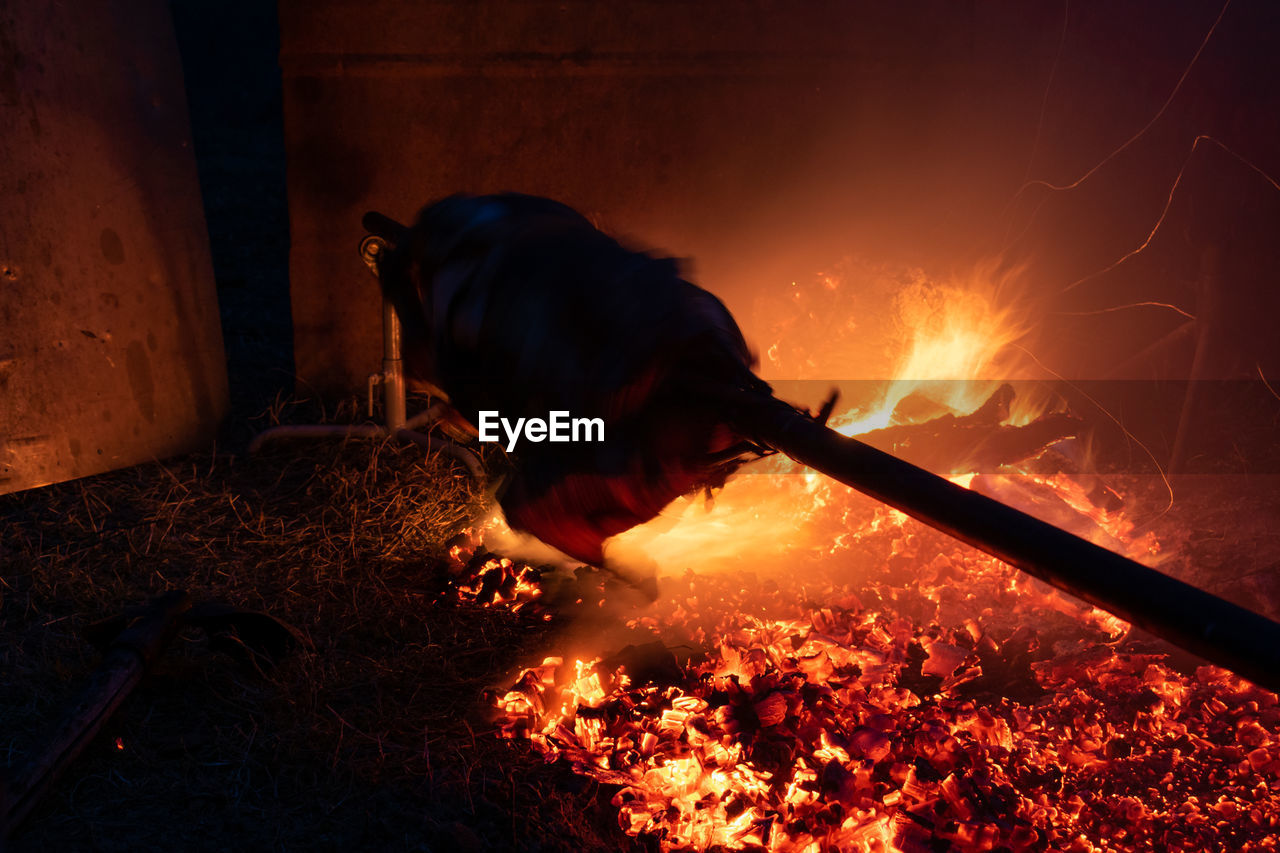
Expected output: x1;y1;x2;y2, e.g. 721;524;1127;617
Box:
365;196;1280;850
854;384;1081;476
429;449;1279;852
455;499;1280;852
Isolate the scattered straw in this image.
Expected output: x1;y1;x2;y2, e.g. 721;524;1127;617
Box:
1;419;638;852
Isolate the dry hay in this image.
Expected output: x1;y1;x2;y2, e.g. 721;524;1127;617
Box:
0;402;639;852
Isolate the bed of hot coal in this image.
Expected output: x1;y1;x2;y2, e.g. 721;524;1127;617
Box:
441;477;1280;853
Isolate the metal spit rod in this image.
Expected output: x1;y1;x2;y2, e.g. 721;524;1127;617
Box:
741;394;1280;694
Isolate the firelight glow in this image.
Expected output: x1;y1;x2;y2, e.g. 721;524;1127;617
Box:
463;261;1279;853
610;262;1040;576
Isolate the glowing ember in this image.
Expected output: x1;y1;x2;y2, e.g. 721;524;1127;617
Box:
443;265;1280;851
470;509;1280;852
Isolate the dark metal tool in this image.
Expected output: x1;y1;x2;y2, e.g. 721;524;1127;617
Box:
0;592;304;842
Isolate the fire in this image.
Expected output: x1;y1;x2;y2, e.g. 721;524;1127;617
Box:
832;265;1033;436
477;544;1280;852
610;262;1039;577
445;263;1280;851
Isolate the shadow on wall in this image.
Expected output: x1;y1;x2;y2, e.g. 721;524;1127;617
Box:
170;0;294;436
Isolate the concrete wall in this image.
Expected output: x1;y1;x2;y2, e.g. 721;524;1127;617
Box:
0;0;228;494
279;0;989;396
279;1;1280;401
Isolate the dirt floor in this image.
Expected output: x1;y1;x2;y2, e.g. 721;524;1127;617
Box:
0;432;646;852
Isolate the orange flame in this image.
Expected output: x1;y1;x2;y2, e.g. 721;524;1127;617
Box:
613;260;1041;576
476;261;1280;853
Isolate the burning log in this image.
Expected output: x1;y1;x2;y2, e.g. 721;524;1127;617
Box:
855;383;1081;474
366;195;1280;693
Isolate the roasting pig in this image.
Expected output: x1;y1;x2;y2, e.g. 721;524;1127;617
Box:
377;193;771;566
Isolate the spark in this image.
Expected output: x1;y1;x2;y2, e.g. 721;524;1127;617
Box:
1061;134;1280;294
994;0;1239;258
1259;363;1280;404
1011;342;1175;515
1018;0;1070;186
1055;301;1195;321
1014;0;1233;200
